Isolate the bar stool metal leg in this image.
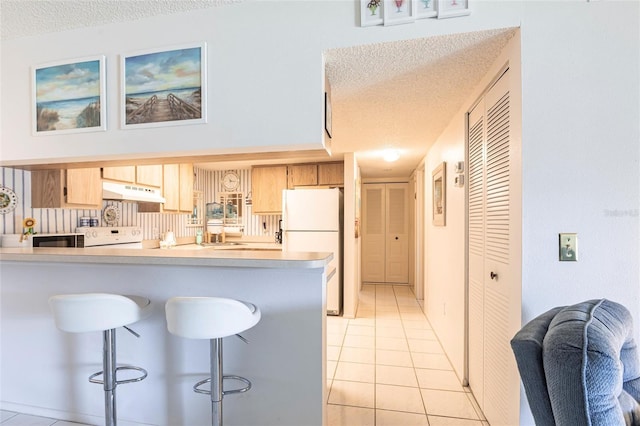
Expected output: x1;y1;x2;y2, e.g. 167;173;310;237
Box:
211;338;223;426
103;329;117;426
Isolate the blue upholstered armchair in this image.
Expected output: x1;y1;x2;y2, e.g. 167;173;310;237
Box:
511;299;640;425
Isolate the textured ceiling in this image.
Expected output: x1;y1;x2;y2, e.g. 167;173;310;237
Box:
0;0;234;40
326;27;517;177
1;1;517;178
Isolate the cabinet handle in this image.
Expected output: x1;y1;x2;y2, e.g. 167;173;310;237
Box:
490;271;498;280
395;236;399;240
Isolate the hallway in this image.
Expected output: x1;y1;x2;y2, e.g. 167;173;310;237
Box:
327;284;488;425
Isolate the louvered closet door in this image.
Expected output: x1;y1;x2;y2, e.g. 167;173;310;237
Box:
362;184;386;282
467;69;521;426
467;99;486;410
385;184;409;283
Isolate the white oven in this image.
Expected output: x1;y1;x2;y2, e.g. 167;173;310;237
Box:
76;226;143;249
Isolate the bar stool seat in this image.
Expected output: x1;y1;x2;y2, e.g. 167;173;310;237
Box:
165;297;261;426
49;293;151;426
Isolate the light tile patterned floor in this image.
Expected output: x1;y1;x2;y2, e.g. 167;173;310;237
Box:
327;284;488;426
2;284;487;425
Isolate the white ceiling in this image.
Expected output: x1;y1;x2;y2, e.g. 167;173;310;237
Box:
1;1;516;178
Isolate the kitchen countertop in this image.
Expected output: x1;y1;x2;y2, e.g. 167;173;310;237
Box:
0;246;330;269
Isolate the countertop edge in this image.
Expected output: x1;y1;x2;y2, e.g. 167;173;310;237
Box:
0;248;332;269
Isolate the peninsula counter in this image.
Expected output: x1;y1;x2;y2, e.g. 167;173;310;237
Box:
0;248;330;426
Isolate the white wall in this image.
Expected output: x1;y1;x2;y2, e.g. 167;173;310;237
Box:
520;1;639;322
343;153;361;318
423;2;639;424
0;1;523;165
519;5;639;421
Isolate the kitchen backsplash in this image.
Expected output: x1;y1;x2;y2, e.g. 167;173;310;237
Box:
0;166;282;240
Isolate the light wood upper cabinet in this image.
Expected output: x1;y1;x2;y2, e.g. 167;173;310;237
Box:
252;165;287;214
102;166;136;183
318;162;344;186
136;165;163;188
103;165;162;188
163;163;193;213
32;168;102;209
288;164;318;188
179;163;194;213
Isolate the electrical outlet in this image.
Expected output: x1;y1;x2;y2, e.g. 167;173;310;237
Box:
559;233;578;261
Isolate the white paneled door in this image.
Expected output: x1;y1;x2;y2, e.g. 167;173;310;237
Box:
467;68;522;426
362;183;409;284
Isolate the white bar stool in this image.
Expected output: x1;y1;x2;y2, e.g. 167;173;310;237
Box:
48;293;152;426
165;297;261;426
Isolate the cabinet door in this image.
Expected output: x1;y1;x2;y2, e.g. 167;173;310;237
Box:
31;168;101;208
179;164;194;213
362;184;386;282
163;164;193;213
102;166;136;183
136;165;163;187
318;162;344;186
66;168;102;207
163;164;180;211
288;164;317;188
252;166;287;214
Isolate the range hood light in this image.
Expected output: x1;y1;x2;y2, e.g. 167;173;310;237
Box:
102;181;166;203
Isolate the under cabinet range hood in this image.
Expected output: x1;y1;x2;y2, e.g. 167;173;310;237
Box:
102;181;166;203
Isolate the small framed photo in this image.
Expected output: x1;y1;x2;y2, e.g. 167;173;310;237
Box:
384;0;416;26
361;0;384;26
415;0;437;19
32;55;106;135
432;162;446;226
437;0;470;19
121;42;207;129
325;91;333;138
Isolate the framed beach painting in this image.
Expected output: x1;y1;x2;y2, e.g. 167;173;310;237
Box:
121;42;207;129
32;55;106;135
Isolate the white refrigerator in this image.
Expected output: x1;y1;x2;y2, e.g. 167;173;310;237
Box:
282;188;343;315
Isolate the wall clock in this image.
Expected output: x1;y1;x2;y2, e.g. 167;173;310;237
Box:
0;186;18;215
222;171;240;191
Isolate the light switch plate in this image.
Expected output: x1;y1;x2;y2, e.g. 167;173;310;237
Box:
559;233;578;261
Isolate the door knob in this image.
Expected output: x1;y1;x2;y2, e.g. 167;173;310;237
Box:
490;271;498;280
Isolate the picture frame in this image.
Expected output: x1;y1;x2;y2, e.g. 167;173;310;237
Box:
384;0;416;25
121;42;207;129
360;0;384;26
415;0;437;19
32;55;106;135
437;0;470;19
325;91;332;138
432;162;446;226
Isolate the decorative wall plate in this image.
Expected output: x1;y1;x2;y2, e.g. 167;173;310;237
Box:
0;186;18;214
103;205;120;226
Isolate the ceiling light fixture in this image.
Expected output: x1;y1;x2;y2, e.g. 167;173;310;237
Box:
382;149;400;162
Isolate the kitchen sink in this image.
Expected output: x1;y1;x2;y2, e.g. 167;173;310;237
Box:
202;242;247;247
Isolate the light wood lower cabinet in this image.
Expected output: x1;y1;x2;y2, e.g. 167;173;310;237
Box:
31;168;102;209
252;165;288;214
